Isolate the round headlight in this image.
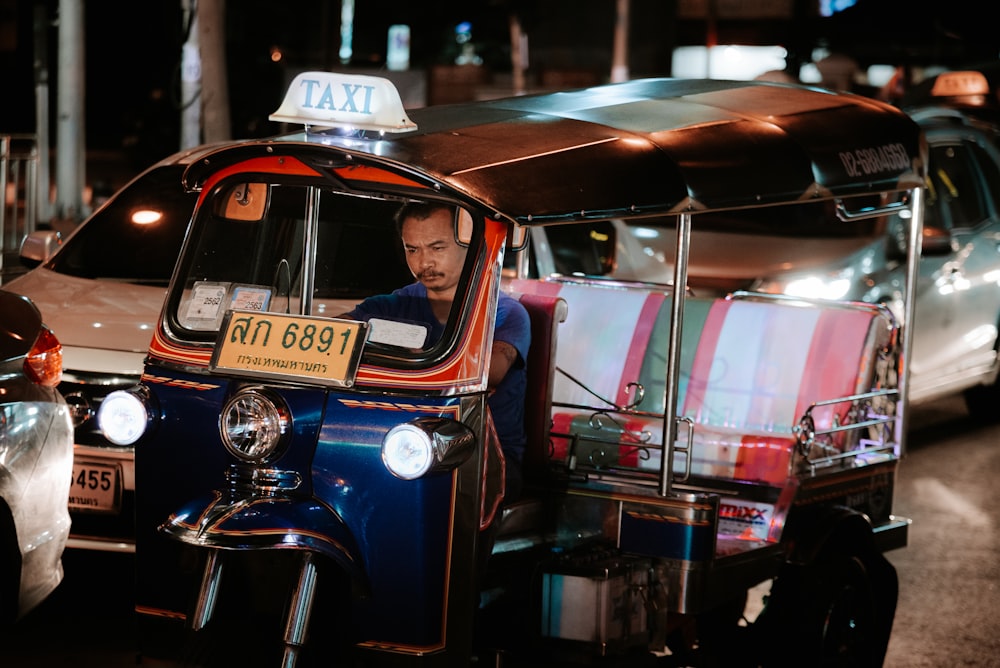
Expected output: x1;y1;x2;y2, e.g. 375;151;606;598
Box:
98;389;149;445
220;388;289;462
784;276;852;301
382;423;435;480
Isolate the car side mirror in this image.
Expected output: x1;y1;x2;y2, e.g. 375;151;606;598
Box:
921;225;957;257
885;218;955;261
19;230;62;268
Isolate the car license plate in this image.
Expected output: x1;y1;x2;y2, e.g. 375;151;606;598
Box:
69;461;121;513
211;310;367;387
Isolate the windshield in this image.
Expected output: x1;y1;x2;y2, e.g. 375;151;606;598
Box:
168;181;479;363
505;199;888;288
627;199;885;239
625;199;890;287
47;164;196;285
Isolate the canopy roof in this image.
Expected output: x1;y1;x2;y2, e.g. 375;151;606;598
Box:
186;77;926;225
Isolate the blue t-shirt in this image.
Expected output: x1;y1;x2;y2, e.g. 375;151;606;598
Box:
347;283;531;466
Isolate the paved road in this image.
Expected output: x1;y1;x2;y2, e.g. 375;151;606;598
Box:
1;396;996;667
882;396;1000;668
0;549;137;667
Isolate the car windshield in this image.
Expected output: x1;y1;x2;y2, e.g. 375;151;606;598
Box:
46;164;196;285
628;199;885;239
168;182;475;359
504;199;888;287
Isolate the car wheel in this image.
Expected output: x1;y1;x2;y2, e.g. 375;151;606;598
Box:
751;549;895;668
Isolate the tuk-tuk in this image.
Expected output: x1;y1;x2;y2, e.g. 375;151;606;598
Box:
99;72;923;667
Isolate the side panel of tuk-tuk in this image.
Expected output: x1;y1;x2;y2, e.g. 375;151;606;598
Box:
134;369;240;616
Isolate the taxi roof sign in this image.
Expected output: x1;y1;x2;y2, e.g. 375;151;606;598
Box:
930;71;990;98
269;71;417;133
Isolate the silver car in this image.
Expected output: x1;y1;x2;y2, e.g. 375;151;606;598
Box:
0;289;73;621
749;106;1000;418
5;147;207;552
511;77;1000;422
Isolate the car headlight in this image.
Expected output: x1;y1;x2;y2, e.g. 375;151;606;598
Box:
220;387;290;462
782;276;853;301
755;267;856;302
381;417;475;480
98;387;152;445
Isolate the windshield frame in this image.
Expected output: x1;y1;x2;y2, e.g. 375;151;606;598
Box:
161;173;493;379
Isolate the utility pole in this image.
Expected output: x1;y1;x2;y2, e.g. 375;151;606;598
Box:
339;0;354;65
180;0;202;149
508;12;526;95
33;3;51;223
611;0;630;83
198;0;231;142
55;0;85;224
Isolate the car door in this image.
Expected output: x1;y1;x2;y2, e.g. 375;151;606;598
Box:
909;126;1000;401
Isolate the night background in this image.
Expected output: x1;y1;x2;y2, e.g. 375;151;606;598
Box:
2;0;998;173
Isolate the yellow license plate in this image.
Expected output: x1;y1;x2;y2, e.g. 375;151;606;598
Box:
211;310;367;387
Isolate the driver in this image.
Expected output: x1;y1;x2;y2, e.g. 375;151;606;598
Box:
343;202;531;501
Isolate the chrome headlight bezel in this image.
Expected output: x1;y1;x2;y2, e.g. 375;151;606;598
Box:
381;417;475;480
219;386;291;463
97;385;153;446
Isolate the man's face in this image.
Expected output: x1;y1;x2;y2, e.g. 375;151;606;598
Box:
400;208;468;297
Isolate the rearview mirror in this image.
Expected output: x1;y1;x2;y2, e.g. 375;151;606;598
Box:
506;223;528;251
218;183;268;221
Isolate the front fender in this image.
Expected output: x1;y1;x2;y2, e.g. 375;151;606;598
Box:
783;504;878;566
160;491;367;586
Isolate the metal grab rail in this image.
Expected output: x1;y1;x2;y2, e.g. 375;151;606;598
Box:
793;388;901;472
548;385;900;485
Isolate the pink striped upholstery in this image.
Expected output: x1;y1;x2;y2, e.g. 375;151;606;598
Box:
507;278;894;486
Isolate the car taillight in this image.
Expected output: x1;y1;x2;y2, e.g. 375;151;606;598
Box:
24;326;63;387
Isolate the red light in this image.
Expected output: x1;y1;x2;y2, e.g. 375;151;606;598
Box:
24;326;63;387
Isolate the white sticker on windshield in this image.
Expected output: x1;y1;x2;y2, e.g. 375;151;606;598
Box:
186;282;229;321
367;318;428;349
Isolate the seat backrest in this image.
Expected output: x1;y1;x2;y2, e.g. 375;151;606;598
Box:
507;278;896;485
516;292;568;484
